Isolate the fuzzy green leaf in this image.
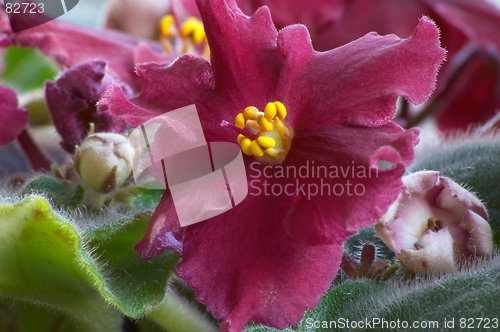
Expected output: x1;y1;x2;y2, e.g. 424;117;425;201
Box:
301;260;500;331
0;196;121;331
0;195;179;330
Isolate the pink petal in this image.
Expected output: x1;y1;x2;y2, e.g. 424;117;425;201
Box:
0;85;28;146
276;17;445;131
439;176;488;219
134;42;175;64
282;123;419;245
398;228;457;273
0;7;12;47
10;16;164;91
196;0;282;105
175;193;342;332
459;210;493;257
135;190;184;258
99;56;234;144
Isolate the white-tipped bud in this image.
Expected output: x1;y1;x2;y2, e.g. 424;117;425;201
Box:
75;133;134;193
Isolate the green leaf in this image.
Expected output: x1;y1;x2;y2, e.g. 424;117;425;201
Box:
0;195;179;331
21;175;84;208
0;196;121;331
301;260;500;331
87;213;179;317
1;47;58;93
410;139;500;245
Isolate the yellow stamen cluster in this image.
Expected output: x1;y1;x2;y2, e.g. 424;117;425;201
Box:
159;15;209;57
235;102;291;159
180;17;206;46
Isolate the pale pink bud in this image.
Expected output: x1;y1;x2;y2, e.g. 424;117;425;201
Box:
375;171;492;274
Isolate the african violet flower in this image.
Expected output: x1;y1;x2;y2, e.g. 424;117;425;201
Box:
45;61;130;153
99;0;444;330
375;171;493;274
238;0;500;132
0;85;28;146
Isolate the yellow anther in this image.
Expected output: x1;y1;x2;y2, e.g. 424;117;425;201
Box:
180;17;197;38
159;15;175;37
180;17;206;45
274;117;290;139
240;137;253;156
234;101;291;161
258;116;273;132
243;106;259;120
235;113;246;129
264;102;277;121
275;101;287;119
256;136;275;149
192;24;206;45
250;140;265;157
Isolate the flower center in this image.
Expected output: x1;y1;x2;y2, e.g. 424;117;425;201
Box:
159;15;209;57
427;217;443;232
234;101;292;162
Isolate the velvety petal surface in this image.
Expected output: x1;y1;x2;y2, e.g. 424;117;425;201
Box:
10;14;164;91
45;61;127;152
0;85;28;146
276;17;445;131
236;0;344;48
176;193;342;332
281;123;419;245
196;0;282;106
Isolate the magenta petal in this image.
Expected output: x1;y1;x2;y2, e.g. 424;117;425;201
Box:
134;190;183;258
176;193;342;332
282;123;419;245
0;86;28;146
277;17;445;131
196;0;282;104
134;42;174;64
99;56;216;126
45;61;127;152
11;17;163;91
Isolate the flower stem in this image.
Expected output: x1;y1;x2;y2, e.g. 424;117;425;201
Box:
148;291;219;332
17;129;51;172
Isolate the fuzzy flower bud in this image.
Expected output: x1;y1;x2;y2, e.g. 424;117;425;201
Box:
375;171;492;274
75;133;134;193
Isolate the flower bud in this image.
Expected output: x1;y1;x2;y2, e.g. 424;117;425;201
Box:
375;171;492;274
75;133;134;193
